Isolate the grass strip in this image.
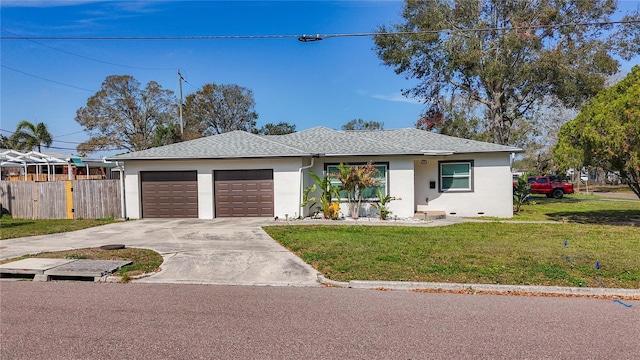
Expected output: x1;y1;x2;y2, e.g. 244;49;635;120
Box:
0;247;163;281
0;216;119;240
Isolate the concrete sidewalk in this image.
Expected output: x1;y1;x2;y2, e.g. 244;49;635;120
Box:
592;192;639;200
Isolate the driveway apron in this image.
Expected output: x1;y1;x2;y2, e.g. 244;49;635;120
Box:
0;219;320;287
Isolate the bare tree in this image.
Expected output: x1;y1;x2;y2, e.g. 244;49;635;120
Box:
75;75;177;154
183;83;258;137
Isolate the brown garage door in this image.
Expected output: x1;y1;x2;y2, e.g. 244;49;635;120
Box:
215;170;274;217
141;171;198;218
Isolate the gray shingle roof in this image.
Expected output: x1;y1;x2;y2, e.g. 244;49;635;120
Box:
111;126;522;160
112;130;307;160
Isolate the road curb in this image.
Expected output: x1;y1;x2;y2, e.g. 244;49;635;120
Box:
317;275;640;299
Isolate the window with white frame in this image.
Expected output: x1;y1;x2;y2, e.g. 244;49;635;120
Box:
439;161;473;192
326;163;388;200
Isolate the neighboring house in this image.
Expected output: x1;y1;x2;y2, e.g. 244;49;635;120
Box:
0;149;118;181
111;127;522;220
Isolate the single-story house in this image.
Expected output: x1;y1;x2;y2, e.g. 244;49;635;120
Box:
110;126;522;219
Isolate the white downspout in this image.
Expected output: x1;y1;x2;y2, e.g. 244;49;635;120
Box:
116;161;126;219
298;156;315;219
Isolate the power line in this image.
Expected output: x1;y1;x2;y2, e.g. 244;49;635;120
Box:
1;20;638;41
46;145;80;151
50;139;84;145
0;65;96;92
54;130;86;138
0;128;84;145
178;68;199;90
1;29;175;71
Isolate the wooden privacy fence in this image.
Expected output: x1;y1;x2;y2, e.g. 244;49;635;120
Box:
0;180;121;219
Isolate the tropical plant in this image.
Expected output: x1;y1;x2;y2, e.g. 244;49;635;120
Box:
301;171;341;219
0;134;18;149
12;120;53;152
513;174;531;213
334;163;379;219
370;187;399;220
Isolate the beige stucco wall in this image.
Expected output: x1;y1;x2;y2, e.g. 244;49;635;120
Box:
123;158;303;219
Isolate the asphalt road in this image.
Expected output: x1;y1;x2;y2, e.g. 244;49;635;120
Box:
1;282;638;359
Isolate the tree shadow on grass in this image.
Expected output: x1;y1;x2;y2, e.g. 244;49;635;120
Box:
0;221;35;229
546;210;640;225
527;195;584;204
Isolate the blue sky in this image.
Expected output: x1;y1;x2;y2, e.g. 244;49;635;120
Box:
1;0;423;156
1;1;638;157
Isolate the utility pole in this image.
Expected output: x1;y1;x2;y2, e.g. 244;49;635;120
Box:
178;69;185;139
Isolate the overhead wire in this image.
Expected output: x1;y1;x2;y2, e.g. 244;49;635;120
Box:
1;128;85;145
1;19;638;41
1;65;96;92
54;130;86;138
45;145;82;151
1;29;175;71
178;68;199;90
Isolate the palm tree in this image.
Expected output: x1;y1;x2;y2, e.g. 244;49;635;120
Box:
0;134;18;149
13;121;53;152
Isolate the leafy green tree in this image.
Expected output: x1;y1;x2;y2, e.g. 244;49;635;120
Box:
153;122;182;147
183;83;258;136
341;119;384;131
555;66;640;199
255;122;296;135
12;120;53;152
75;75;177;154
374;0;638;145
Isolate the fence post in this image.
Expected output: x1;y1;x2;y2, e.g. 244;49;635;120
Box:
65;180;74;219
33;182;38;220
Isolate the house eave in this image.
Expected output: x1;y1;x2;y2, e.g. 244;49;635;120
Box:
107;153;309;162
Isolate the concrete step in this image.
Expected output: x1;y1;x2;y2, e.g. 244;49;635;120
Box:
414;210;446;220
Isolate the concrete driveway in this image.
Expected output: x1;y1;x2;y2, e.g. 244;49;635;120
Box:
0;218;320;287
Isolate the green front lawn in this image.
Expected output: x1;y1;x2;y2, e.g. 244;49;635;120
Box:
0;216;119;240
264;223;640;288
513;194;640;223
